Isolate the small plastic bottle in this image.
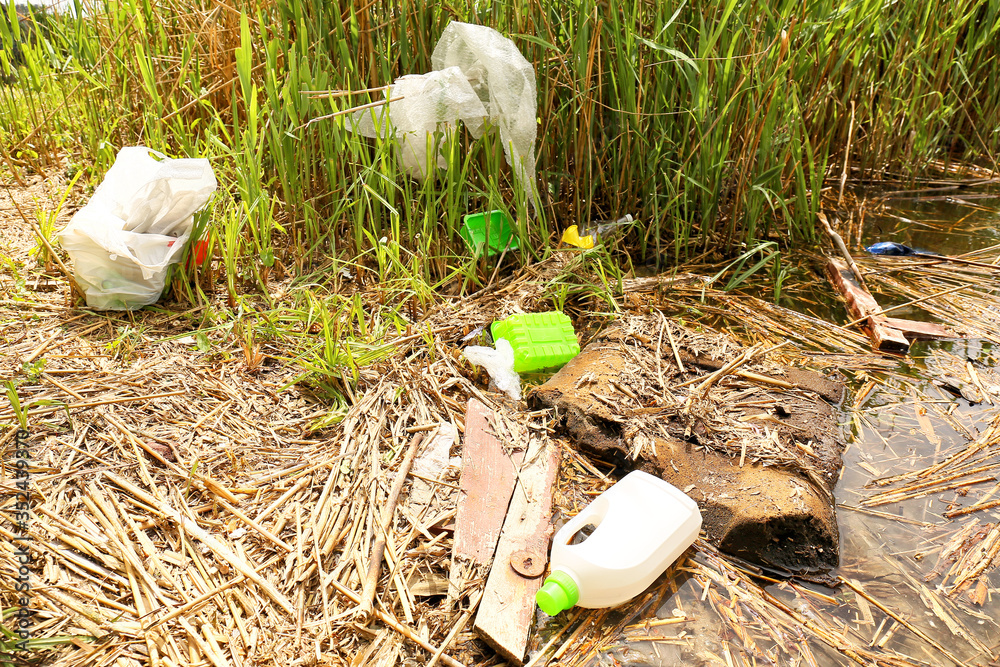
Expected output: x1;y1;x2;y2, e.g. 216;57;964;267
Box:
536;470;702;615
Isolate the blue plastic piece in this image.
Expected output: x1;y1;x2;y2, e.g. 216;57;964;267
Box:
866;242;915;256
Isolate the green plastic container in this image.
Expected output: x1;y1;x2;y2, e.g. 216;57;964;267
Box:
491;312;580;374
459;210;519;257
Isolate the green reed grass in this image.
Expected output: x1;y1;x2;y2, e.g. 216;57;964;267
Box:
2;0;1000;358
4;0;999;291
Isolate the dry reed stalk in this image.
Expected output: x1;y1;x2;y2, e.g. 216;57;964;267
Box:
327;578;467;667
427;588;483;667
944;499;1000;518
300;86;391;98
839;577;971;667
840;282;970;328
675;346;758;391
0;389;187;421
106;472;296;616
946;528;1000;594
0;180;81;293
837;504;938;528
302;95;405;129
149;577;247;628
900;569;992;656
819;211;868;289
863;472;999;507
735;369;794;389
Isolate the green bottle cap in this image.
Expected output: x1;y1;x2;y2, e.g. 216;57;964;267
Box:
536;570;579;616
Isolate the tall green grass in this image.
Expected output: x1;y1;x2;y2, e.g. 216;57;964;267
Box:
1;0;998;434
2;0;999;292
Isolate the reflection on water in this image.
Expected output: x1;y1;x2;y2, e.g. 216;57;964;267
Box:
528;187;1000;665
833;337;1000;665
865;183;1000;258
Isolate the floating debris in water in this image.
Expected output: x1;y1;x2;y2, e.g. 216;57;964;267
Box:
866;241;918;256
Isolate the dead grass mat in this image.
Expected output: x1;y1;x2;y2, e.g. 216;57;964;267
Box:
2;180;1000;665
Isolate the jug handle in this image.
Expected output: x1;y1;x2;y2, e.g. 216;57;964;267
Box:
556;500;609;546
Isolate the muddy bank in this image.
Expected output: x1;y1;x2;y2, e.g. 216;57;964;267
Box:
530;316;845;576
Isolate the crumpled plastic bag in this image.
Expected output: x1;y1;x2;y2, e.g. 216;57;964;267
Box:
410;422;462;512
432;22;537;207
58;146;217;310
464;337;521;400
412;422;461;478
351;22;537;206
353;67;487;180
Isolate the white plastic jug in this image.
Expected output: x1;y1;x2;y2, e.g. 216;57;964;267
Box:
536;470;702;615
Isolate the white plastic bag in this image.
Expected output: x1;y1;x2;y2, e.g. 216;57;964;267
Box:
432;22;537;207
351;22;537;206
58;147;217;310
464;337;521;400
353;67;487;180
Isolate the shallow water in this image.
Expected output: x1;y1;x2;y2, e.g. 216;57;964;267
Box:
529;184;1000;666
865;184;1000;257
831;337;1000;663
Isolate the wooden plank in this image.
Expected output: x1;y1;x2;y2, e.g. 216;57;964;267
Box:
884;317;957;341
826;258;910;352
474;438;561;663
449;398;524;599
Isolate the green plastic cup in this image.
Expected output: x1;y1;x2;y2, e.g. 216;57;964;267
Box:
459;210;518;257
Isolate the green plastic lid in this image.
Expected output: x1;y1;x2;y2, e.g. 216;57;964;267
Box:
536;570;579;616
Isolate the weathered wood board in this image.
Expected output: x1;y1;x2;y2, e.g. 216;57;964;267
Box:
449;398;524;599
884;316;957;341
474;437;561;663
826;257;910;352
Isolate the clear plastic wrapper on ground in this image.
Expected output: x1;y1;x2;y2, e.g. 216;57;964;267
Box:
58;147;217;310
410;422;462;512
412;422;461;479
464;337;522;400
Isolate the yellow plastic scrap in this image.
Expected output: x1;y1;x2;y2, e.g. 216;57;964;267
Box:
560;225;595;249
